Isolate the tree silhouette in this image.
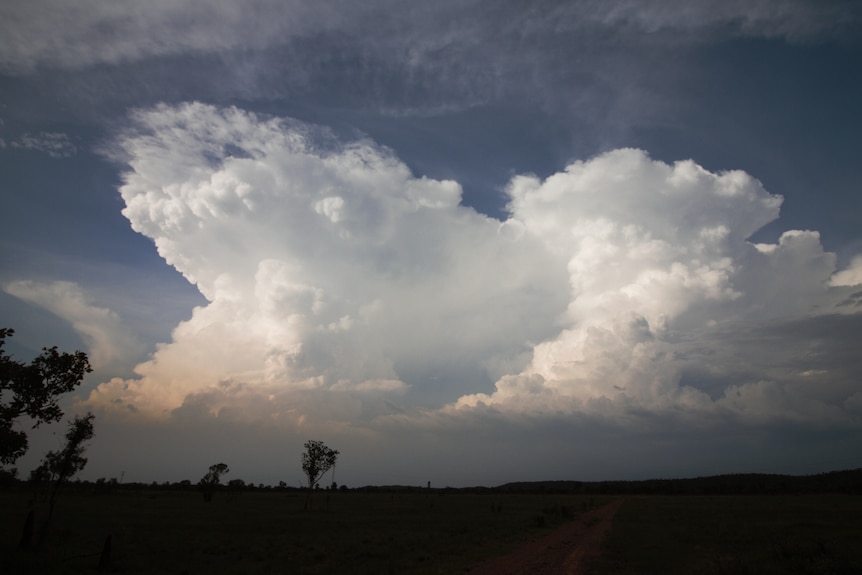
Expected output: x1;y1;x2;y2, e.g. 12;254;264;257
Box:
25;413;95;547
1;327;92;465
301;440;338;510
199;463;230;502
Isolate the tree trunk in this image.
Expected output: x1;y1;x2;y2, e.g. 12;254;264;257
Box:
18;508;34;550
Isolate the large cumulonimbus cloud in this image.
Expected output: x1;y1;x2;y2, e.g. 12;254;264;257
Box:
89;102;862;433
90;102;569;424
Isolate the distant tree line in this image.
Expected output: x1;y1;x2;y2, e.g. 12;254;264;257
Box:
496;470;862;495
4;469;861;497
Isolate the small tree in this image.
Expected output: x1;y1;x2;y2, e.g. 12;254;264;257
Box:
301;440;338;510
1;328;92;465
24;413;95;547
199;463;229;502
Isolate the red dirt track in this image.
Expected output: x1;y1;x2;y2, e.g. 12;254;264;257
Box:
464;498;624;575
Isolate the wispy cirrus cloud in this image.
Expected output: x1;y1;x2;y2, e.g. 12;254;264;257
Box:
2;0;857;75
10;131;77;158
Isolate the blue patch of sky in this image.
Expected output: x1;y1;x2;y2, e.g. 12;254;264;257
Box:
627;37;862;257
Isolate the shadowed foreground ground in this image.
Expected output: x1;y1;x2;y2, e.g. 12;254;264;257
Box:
465;498;623;575
4;487;861;573
0;488;604;574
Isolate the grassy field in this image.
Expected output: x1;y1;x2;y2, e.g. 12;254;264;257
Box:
5;488;861;574
1;487;598;574
586;495;862;574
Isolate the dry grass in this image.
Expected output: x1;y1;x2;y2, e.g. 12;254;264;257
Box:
1;487;601;574
586;495;862;574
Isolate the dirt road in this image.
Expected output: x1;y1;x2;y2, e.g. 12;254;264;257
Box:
464;498;624;575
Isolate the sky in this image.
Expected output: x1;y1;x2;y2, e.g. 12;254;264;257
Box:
1;0;861;488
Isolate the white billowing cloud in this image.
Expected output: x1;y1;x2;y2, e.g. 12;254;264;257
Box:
89;103;861;434
3;280;143;373
90;102;568;420
451;149;861;426
830;256;862;287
